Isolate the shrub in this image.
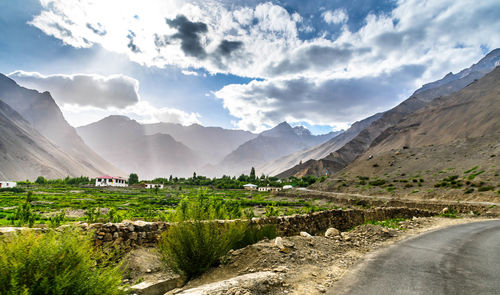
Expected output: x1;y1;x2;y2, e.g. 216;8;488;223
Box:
0;228;125;295
478;186;494;192
265;205;281;217
368;179;386;186
0;187;25;193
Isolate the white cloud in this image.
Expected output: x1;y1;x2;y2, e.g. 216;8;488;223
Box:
322;9;348;24
127;101;201;125
181;70;199;76
8;71;139;108
28;0;500;131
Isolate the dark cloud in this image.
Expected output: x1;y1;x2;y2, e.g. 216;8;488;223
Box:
127;30;141;53
216;64;427;129
267;45;371;76
8;71;140;109
217;40;243;56
86;23;106;36
166;15;208;59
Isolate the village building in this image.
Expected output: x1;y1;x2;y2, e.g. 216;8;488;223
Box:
145;183;164;189
95;176;127;187
282;185;293;190
243;183;258;190
258;186;282;192
0;181;16;188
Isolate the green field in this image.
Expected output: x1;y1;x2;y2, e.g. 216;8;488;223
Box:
0;184;333;227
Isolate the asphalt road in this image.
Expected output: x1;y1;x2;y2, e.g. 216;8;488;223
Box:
328;220;500;295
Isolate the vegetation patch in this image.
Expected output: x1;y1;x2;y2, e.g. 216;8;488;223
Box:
0;228;125;295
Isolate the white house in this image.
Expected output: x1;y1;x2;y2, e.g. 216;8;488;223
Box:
145;183;164;189
95;176;127;187
258;186;282;192
0;181;16;188
282;185;293;190
243;183;258;190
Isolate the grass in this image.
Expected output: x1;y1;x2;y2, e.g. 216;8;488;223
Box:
365;218;406;230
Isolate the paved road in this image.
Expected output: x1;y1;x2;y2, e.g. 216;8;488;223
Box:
328;220;500;295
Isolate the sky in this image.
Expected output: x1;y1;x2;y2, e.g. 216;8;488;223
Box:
0;0;499;134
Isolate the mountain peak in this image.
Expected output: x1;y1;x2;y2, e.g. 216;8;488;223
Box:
261;121;294;137
292;125;312;136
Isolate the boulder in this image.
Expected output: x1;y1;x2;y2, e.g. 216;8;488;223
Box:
324;228;340;238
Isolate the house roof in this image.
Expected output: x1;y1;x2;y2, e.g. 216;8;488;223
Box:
96;175;125;180
243;183;258;187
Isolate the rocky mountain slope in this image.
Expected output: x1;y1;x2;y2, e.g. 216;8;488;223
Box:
0;100;111;180
143;122;256;164
314;66;500;197
0;74;122;177
214;122;341;176
278;49;500;178
256;112;382;176
77;116;201;179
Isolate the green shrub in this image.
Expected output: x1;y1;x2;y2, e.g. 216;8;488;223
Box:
368;179;386;186
478;186;494;192
0;228;125;295
464;188;474;194
0;187;25;193
48;210;66;228
265;205;281;217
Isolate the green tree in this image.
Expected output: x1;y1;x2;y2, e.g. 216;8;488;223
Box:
128;173;139;185
250;167;256;180
35;176;46;184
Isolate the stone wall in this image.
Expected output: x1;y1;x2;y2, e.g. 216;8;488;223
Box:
85;207;434;248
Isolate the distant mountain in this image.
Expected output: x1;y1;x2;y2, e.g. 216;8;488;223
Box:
314;65;500;192
214;122;342;176
256;112;382;176
0;74;122;178
143;122;256;164
278;48;500;178
77;116;201;179
0;100;112;180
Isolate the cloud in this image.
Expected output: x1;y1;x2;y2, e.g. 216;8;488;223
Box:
322;9;348;24
125;101;201;125
8;71;140;109
215;64;426;132
27;0;500;131
166;14;208;58
181;70;199;76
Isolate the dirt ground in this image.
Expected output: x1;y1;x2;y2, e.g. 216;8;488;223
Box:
128;216;495;294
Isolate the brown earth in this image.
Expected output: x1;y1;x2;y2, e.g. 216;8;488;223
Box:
131;216;494;294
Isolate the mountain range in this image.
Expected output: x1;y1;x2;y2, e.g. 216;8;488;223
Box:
0;74;122;180
1;49;499;181
277;48;500;178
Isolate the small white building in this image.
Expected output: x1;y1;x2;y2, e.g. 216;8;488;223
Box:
243;183;258;190
95;176;127;187
258;186;282;192
145;183;164;189
0;181;16;188
282;185;293;190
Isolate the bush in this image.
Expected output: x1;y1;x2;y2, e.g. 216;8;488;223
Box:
368;179;386;186
0;187;25;193
158;193;277;279
0;228;125;295
265;205;281;217
478;186;494;192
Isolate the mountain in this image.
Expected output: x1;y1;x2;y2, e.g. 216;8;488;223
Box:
77;116;201;179
0;100;113;180
277;49;500;178
256;112;383;176
214;122;342;176
315;65;500;194
0;74;122;177
143;122;256;164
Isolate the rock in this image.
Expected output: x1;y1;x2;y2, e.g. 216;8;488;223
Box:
274;237;284;249
273;266;288;273
341;232;351;241
441;207;449;214
325;228;340;238
300;231;312;238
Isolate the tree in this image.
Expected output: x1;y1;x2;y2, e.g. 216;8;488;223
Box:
35;176;46;184
193;172;197;179
250;167;256;180
128;173;139;185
